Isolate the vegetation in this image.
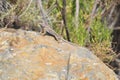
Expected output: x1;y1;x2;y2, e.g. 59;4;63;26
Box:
0;0;120;73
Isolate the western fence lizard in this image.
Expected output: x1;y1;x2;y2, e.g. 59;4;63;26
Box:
40;23;63;42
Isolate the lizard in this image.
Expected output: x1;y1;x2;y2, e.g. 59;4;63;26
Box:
40;23;63;42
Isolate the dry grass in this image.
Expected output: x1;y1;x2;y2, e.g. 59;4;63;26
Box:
88;41;116;64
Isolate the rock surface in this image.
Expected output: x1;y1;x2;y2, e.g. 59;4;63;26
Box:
0;28;118;80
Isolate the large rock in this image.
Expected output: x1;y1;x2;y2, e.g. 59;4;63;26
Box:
0;28;118;80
